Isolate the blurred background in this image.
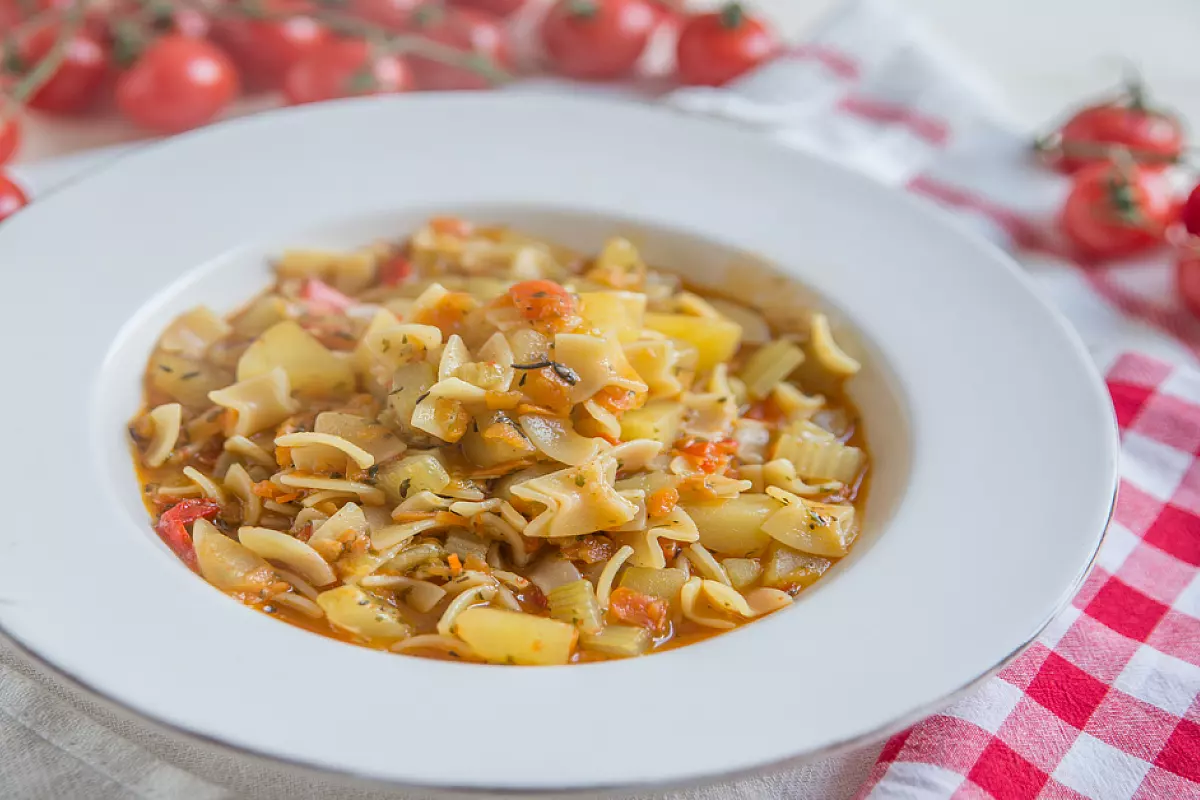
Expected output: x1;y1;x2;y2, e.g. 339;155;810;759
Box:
7;0;1200;163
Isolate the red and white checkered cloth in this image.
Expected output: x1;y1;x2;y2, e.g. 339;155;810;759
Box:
7;1;1200;798
853;353;1200;799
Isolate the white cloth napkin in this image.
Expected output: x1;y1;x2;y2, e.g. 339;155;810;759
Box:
5;0;1185;797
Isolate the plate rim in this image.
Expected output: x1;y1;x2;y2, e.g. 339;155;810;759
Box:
0;93;1119;792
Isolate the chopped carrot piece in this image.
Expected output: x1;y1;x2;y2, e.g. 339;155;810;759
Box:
647;487;680;518
447;553;463;576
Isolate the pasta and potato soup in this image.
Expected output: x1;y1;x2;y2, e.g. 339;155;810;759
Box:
129;218;868;665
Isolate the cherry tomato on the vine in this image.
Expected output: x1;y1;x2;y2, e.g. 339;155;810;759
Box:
1176;241;1200;318
0;116;19;166
352;0;422;30
676;2;778;87
1060;160;1174;261
116;36;239;134
1180;183;1200;238
1044;81;1185;174
449;0;529;18
0;174;28;223
15;23;110;114
541;0;657;81
213;0;331;88
283;40;414;105
405;5;511;90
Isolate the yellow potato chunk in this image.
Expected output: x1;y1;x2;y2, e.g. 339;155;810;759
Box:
643;313;742;373
683;494;778;556
453;607;577;666
237;320;355;397
619;401;685;445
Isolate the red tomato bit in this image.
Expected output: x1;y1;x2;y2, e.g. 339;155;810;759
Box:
154;498;221;570
609;587;669;632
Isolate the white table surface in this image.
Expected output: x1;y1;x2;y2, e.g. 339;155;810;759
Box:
13;0;1200;164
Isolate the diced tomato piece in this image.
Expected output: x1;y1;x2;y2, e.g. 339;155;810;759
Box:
647;487;679;518
592;386;643;414
744;395;785;425
507;279;578;322
676;437;738;473
378;254;413;287
609;587;669;632
154;498;220;570
299;278;355;314
430;216;473;237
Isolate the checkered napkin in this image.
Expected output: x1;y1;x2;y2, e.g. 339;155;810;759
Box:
848;354;1200;799
6;0;1200;798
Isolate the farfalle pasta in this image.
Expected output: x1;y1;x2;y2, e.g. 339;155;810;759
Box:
128;218;870;665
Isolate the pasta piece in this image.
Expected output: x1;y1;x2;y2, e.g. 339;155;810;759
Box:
393;491;452;514
353;308;401;381
701;580;754;618
580;625;652;658
143;403;182;468
760;497;856;557
223;463;262;526
809;313;861;376
182;466;226;503
511;451;637;539
772;382;825;420
579;399;622;441
159;307;232;357
518;414;600;466
192;519;275;593
740;340;805;400
289;443;350;475
732;418;771;465
438;334;472;381
275;432;375;470
643;312;741;372
208;367;299;437
608;489;647;533
683;494;778;556
156;484;203;499
386;542;445;574
743;587;793;616
300;490;356;508
685;542;731;585
437;584;496;637
273;568;320;601
223;435;276;468
373;519;441;551
361;575;448;613
389;634;478;660
272;593;324;619
607;439;664;473
679;576;735;630
237;320;355;397
277;472;386;505
238;527;337;586
548;579;604;633
264;500;299;517
309;502;369;544
552;333;647;405
595;544;635;608
363;323;443;371
623;340;684;399
317;585;412;642
452;607;577;666
647;507;700;543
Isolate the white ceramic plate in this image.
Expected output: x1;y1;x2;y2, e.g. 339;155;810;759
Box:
0;95;1116;794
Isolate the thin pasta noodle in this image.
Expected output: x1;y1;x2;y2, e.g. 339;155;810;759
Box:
143;403;182;468
182;466;226;503
275;432;375;469
437;584;496;636
596;544;635;608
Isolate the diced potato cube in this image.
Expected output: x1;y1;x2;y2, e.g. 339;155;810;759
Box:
149;352;232;409
316;585;412;642
761;542;833;590
453;607;577;666
643;313;742;373
375;453;450;504
683;494;778;556
580;624;651;657
723;558;763;590
620;401;686;445
237;320;355;397
760;498;855;557
579;291;646;343
618;567;688;610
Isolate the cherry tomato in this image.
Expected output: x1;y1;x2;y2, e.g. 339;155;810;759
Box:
0;174;27;223
1176;243;1200;318
16;23;109;114
116;36;239;134
1181;182;1200;238
406;5;511;91
507;279;578;321
214;0;331;88
1044;81;1185;174
449;0;528;17
676;2;778;87
541;0;656;81
1060;160;1174;261
352;0;422;29
0;115;19;166
283;40;414;105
